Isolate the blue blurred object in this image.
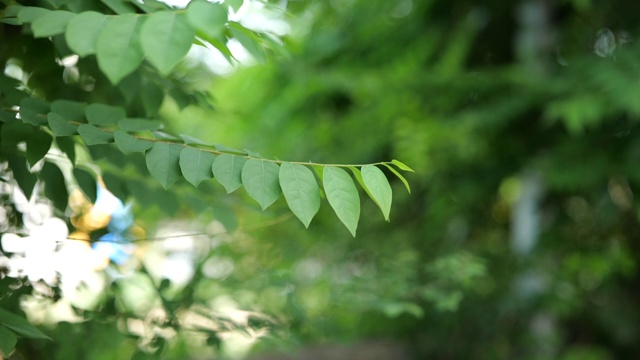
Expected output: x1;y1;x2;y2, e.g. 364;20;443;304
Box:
92;233;135;265
107;203;134;234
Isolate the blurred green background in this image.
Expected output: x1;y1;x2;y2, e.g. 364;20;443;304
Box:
6;0;640;359
178;0;640;358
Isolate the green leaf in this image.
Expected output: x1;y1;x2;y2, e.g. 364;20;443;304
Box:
77;124;114;145
48;112;78;136
279;163;320;228
0;307;50;340
114;130;154;154
348;166;375;203
26;129;53;167
56;137;76;163
73;167;97;202
212;154;247;193
241;159;281;210
41;162;69;212
382;163;411;193
208;37;235;63
0;121;33;146
361;165;392;221
226;0;243;12
51;100;86;121
229;22;266;64
7;155;37;198
0;325;17;358
323;167;360;237
31;10;75;38
180;134;209;146
145;143;183;189
179;147;215;187
118;118;162;132
186;1;227;39
141;80;164;117
19;97;49;126
211;202;237;232
140;12;195;76
17;7;49;24
85;103;125;126
96;14;144;84
100;0;137;14
391;159;415;172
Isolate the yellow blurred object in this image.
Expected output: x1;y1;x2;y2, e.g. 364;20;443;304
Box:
68;188;91;214
82;209;111;231
129;224;146;240
68;231;90;242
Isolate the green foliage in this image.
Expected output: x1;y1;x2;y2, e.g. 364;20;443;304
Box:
1;0;411;237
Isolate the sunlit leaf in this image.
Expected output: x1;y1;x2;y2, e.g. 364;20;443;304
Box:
179;147;215;187
361;165;392;221
114;130;153;154
65;11;107;57
391;159;415;172
382;163;411;193
140;11;195;75
31;10;74;38
212;154;247;193
226;0;243;12
145;142;183;189
187;0;227;39
279;163;320;228
241;159;281;210
323;166;360;237
77;124;114;145
17;6;49;23
229;22;266;64
96;14;144;84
